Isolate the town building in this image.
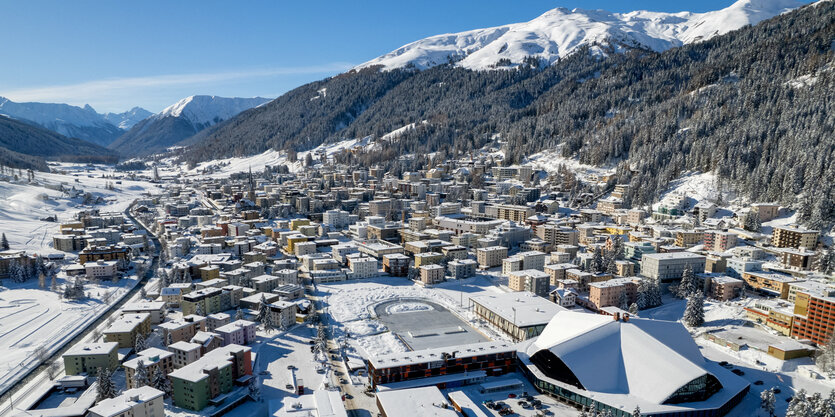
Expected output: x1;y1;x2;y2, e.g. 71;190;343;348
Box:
470;292;566;341
63;342;119;375
169;345;252;411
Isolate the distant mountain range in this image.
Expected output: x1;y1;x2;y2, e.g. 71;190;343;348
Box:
107;95;271;157
356;0;804;71
0;97;140;147
0;115;118;170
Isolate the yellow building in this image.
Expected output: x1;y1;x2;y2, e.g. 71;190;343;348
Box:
290;219;310;231
414;252;443;267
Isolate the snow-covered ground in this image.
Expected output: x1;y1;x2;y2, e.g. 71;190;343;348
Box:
0;163;159;254
525;147;615;184
0;273;140;396
317;275;510;358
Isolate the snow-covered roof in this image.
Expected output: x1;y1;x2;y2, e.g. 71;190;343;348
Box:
528;311;717;404
376;386;458;417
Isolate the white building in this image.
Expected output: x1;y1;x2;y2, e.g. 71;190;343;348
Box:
87;386;165;417
348;255;379;279
85;259;119;279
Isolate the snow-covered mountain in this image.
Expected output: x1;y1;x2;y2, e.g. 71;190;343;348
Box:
102;107;153;130
153;95;271;130
0;97;133;147
109;95;271;156
356;0;806;71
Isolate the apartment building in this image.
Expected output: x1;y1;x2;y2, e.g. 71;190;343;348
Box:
215;320;258;345
477;246;508;268
419;264;445;286
63;342;119;375
741;271;801;299
772;225;819;250
447;259;477;279
85;259;119;279
104;313;151;349
124;347;175;389
170;345;252;411
508;269;550;298
588;278;638;310
348;255;379;278
488;204;534;223
536;225;579;247
122;301;167;325
674;230;703;248
382;253;410;277
703;230;738;252
640;252;706;283
88;386;165;417
168;341;203;368
269;302;297;329
159;315;207;344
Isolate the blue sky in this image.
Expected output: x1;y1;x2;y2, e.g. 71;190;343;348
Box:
0;0;736;113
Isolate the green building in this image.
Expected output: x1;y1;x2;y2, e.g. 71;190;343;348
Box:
169;345;252;410
62;342;119;375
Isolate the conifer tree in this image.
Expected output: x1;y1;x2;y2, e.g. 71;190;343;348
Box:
683;291;705;327
134;333;148;352
96;367;118;401
1;233;8;250
760;388;776;417
150;366;172;397
133;360;149;388
677;265;696;298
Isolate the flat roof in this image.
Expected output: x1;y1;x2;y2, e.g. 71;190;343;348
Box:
642;252;706;261
376;386;458;417
369;340;515;369
471;292;565;328
64;342;117;357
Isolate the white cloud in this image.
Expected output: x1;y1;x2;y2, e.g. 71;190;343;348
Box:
0;62;353;112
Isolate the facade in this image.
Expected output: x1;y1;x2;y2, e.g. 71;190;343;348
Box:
447;259;477;279
740;271;801;299
88;386;165;417
518;312;749;417
508;269;551;298
470;292;566;341
588;278;638;310
640;252;706;283
85;259;119;279
367;341;517;388
63;342;119;375
419;264;445;286
124;347;175;389
104;313;152;349
772;226;819;250
170;345;252;411
382;253;410;277
168;341;203;368
703;231;738;253
159;315;207;344
477;246;508;268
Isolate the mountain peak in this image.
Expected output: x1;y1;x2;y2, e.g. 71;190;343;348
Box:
155;95;271;127
355;0;807;71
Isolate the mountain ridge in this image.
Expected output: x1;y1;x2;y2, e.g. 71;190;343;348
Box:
108;95;271;156
355;0;807;71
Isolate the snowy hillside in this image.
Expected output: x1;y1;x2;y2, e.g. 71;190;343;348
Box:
0;97;125;146
102;106;152;130
356;0;806;71
153;95;271;129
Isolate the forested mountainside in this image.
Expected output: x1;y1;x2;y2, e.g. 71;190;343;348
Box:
0;115;119;168
110;95;271;157
182;1;835;227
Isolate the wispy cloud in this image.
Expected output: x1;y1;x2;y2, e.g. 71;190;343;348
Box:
0;62;354;112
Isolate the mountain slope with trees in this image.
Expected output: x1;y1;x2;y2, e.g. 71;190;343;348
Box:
0;115;119;168
181;1;835;227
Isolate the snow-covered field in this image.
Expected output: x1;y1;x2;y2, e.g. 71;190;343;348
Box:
317;275;509;358
525;147;615;184
0;163;158;254
0;274;140;395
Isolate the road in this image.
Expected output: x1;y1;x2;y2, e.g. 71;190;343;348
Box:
0;202;161;416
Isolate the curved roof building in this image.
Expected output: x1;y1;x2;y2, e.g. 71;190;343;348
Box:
516;311;749;416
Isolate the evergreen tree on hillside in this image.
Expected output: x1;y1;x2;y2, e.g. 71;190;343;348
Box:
0;233;8;250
